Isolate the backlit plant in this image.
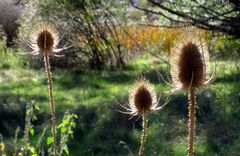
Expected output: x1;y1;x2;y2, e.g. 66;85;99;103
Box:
27;22;69;155
170;30;214;156
121;78;168;156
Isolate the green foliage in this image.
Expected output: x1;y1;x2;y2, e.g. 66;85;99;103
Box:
0;39;27;69
0;135;6;156
209;34;240;60
1;1;240;155
58;111;78;155
0;103;78;155
47;137;54;145
20;105;39;156
18;0;129;69
0;46;239;155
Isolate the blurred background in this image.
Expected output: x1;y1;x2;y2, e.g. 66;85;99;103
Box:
0;0;239;155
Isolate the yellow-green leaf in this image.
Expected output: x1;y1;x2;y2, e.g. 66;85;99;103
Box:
30;128;35;136
47;137;53;145
0;142;5;151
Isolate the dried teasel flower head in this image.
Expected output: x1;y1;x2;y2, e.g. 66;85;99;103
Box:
126;78;160;116
170;30;212;92
30;22;58;53
27;22;68;57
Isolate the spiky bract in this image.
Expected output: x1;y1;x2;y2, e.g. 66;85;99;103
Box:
128;78;159;116
30;22;58;53
170;30;210;91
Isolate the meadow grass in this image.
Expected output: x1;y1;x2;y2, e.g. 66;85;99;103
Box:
0;54;169;112
0;53;239;155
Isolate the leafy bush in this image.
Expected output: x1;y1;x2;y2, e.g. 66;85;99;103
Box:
208;33;240;60
0;105;77;156
18;0;128;69
0;38;28;69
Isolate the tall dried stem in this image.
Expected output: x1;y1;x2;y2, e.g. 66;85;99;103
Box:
187;88;196;156
138;110;148;156
43;52;57;156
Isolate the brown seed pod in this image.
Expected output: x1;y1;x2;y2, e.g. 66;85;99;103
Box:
178;42;204;88
29;22;59;54
37;29;54;52
134;85;153;112
170;30;210;91
127;78;159;116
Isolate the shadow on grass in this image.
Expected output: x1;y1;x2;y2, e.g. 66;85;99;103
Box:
215;71;240;83
1;62;239;155
0;93;47;137
164;85;240;155
54;67;168;91
0;93;26;136
201;87;240;154
54;70;102;90
69;101;136;156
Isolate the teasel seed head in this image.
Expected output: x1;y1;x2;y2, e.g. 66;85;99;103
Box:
127;78;159;116
170;30;210;91
28;22;67;56
37;29;55;52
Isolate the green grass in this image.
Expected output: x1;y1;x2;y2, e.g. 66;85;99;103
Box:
0;54;169;112
0;52;239;155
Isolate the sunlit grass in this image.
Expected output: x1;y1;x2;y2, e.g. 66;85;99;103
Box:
0;54;168;111
0;57;237;112
0;53;239;155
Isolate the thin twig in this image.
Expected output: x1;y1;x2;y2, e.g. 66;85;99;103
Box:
14;127;20;156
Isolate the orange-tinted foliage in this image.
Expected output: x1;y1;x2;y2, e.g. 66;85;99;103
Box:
115;26;181;53
77;25;206;54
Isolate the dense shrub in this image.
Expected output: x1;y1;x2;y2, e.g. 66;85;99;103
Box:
208;33;240;60
0;37;28;69
18;0;128;69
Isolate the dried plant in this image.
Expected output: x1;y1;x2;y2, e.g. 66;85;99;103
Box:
14;127;20;156
28;22;67;57
120;78;167;156
26;22;70;156
128;78;159;116
170;30;214;156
